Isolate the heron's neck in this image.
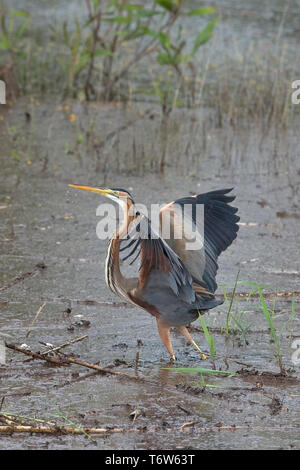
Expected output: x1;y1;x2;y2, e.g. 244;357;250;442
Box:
105;200;135;296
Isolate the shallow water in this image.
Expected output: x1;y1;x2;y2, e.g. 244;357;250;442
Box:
0;96;299;449
1;0;300;451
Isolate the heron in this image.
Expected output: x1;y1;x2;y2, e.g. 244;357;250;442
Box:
69;184;239;361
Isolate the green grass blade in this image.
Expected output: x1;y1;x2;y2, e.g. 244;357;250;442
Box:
225;268;240;335
198;313;215;359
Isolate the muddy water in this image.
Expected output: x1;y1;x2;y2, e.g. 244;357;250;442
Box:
0;0;300;452
0;97;299;450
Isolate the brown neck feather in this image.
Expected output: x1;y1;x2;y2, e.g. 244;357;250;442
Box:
108;198;135;293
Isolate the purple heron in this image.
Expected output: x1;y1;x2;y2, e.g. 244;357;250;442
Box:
69;185;239;360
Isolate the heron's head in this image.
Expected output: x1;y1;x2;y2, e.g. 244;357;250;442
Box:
68;184;135;208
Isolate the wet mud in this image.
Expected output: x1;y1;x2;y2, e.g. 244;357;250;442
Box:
0;96;299;450
1;0;300;448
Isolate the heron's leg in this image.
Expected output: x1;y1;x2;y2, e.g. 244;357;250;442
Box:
156;318;176;361
178;326;207;360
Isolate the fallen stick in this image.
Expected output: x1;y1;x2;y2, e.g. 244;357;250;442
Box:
6;343;70;366
0;413;56;427
179;421;199;431
0;425;129;435
40;335;88;355
5;343;141;381
23;335;88;363
26;303;46;338
0;423;299;436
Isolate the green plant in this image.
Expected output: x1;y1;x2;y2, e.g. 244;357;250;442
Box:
151;12;218;78
224;269;240;336
11;149;20;161
258;288;286;375
49;407;95;441
141;4;218;172
220;279;290;374
0;9;30;61
221;277;269;335
231;311;253;346
198;313;216;368
57;19;88;96
289;295;296;345
57;1;218;101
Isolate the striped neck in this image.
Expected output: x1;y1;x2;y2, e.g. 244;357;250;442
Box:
104;198;135;298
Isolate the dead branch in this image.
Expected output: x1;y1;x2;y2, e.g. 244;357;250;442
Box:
26;303;46;338
179;421;199;431
0;423;299;436
41;335;88;355
5;343;141;381
0;424;128;435
6;343;70;366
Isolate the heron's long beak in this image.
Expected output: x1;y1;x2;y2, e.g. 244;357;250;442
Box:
69;184;117;198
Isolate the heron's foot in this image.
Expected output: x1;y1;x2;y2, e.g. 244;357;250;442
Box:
165;354;177;366
179;326;207;360
190;339;207;360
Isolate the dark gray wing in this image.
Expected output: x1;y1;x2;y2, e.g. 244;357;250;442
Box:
160;188;240;293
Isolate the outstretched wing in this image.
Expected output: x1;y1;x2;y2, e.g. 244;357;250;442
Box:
159;188;240;293
120;214;195;301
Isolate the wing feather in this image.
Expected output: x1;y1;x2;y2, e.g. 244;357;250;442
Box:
159;188;240;293
121;214;194;298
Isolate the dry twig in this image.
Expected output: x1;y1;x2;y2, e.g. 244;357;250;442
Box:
0;422;299;436
26;303;46;338
5;343;141;381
